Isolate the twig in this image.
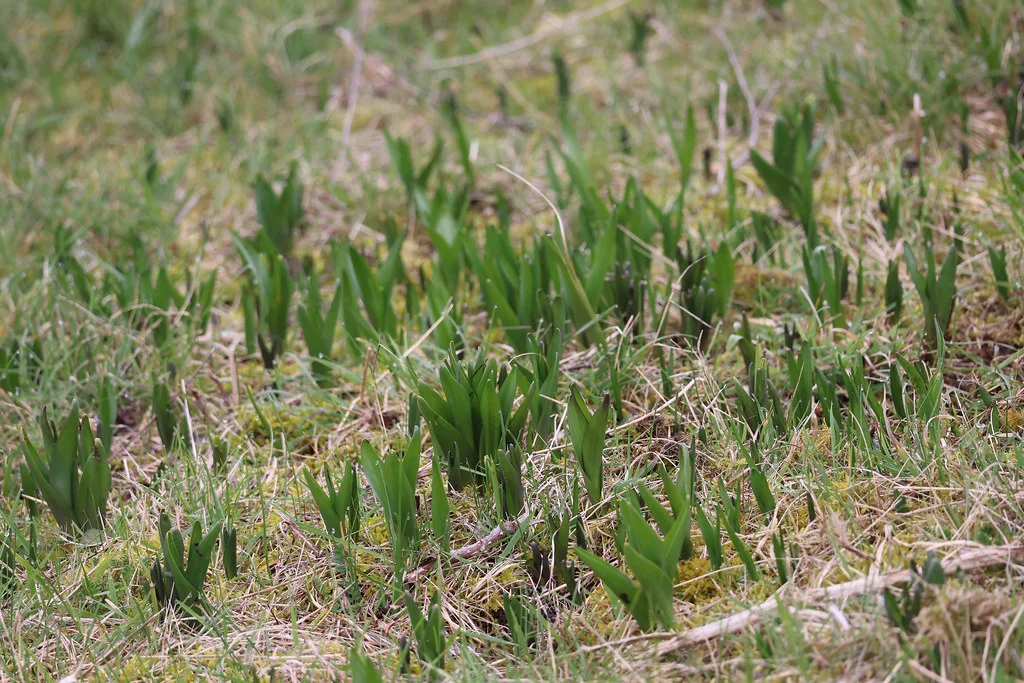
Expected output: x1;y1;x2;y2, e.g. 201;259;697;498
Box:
654;542;1024;656
715;28;758;150
404;509;532;583
716;80;728;187
420;0;632;70
334;0;370;181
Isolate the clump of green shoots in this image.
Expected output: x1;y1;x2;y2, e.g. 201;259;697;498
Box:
735;360;787;440
467;227;563;355
885;259;903;324
750;103;826;247
21;406;112;536
254;161;304;257
903;238;958;357
404;589;447;677
675;241;735;351
883;552;945;634
149;513;223;620
298;268;343;387
627;11;653;66
415;349;532;491
361;434;420;579
566;388;610;506
486;447;525;521
60;235;216;348
802;245;849;324
637;438;698;561
988;244;1012;303
890;353;945;446
304;461;360;540
222;525;238;580
153;375;185;452
717;477;760;580
235;232;294;369
576;496;690;631
331;234;405;346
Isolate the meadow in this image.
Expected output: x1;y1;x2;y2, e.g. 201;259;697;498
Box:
1;0;1023;680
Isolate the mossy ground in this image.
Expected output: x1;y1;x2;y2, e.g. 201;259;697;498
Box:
2;0;1024;681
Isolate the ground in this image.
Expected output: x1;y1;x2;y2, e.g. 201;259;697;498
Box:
1;0;1023;681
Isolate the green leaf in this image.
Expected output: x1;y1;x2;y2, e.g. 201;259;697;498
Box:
623;544;675;630
576;547;638;605
430;452;450;554
670;104;698;194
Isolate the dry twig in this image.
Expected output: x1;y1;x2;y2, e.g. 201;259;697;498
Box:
655;542;1024;655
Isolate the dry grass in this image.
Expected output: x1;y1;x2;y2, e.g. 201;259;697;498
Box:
1;0;1023;681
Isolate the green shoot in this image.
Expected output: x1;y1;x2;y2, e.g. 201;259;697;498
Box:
20;406;111;536
566;388;610;505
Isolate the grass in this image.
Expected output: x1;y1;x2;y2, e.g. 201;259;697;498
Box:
1;0;1024;680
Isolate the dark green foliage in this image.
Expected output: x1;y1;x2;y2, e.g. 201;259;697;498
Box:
298;270;343;387
468;227;563;354
149;513;223;619
430;451;450;554
361;435;420;578
235;232;294;369
553;52;570;113
303;462;360;539
885;259;903;324
881;186;901;241
675;241;734;351
415;349;532;491
349;644;384;683
903;240;958;356
745;445;776;520
488;447;524;520
718;478;759;580
735;360;787;440
153;377;184;453
331;233;405;345
750;103;826;247
405;590;447;676
222;526;238;580
646;441;699;562
802;245;849;324
60;235;216;348
883;552;946;634
668;104;698;197
988;245;1011;303
20;406;111;535
566;388;610;505
823;56;842;112
627;11;653;66
576;496;691;631
254;162;304;257
504;592;543;655
751;211;782;265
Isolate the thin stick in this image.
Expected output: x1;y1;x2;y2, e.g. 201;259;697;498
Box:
654;542;1024;655
716;80;728;187
334;0;370;180
715;28;758;150
420;0;631;70
404;509;532;582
